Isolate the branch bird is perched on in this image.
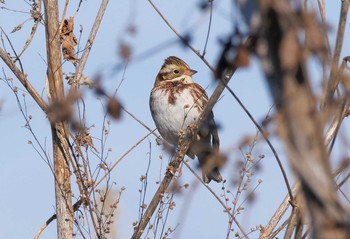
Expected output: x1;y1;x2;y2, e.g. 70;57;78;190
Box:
150;56;222;183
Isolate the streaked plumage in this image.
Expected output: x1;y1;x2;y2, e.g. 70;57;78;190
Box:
150;56;222;183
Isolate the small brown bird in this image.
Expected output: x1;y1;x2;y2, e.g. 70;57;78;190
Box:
149;56;222;183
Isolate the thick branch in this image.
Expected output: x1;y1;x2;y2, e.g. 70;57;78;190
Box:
260;160;350;238
43;1;73;239
44;1;64;101
34;2;111;237
259;184;299;239
257;0;350;238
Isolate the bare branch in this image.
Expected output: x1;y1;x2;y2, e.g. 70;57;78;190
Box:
260;160;349;239
17;0;42;58
43;1;73;239
224;83;294;202
183;161;249;238
259;184;299;239
94;130;154;187
73;0;109;85
202;1;213;57
257;1;350;237
0;47;48;112
323;0;349;107
284;207;301;239
59;0;70;32
316;0;331;55
324;57;350;146
147;0;214;71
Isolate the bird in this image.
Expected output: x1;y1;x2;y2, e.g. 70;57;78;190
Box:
149;56;222;183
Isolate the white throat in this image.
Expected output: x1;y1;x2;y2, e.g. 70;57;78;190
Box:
170;75;194;84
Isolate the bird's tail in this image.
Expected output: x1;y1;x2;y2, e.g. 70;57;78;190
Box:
203;167;222;184
198;152;223;184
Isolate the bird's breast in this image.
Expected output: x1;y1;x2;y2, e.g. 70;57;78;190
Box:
150;85;203;145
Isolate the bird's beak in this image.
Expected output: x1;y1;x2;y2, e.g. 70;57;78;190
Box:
187;69;197;76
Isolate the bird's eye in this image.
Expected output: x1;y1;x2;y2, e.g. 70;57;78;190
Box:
173;69;180;74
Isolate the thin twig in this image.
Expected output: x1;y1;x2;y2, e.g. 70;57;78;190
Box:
324;57;350;146
17;0;42;59
182;161;249;238
314;0;331;96
59;0;70;33
259;183;299;239
34;200;83;239
202;0;213;57
147;0;214;71
0;47;48;112
224;84;294;202
73;0;109;84
269;218;289;239
0;6;28;14
323;0;350;107
316;0;331;56
284;207;300;239
137;140;152;224
34;129;153;237
1;70;51;168
94;130;155;187
1;27;25;74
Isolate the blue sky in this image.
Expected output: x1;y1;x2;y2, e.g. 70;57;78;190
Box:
0;1;348;239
